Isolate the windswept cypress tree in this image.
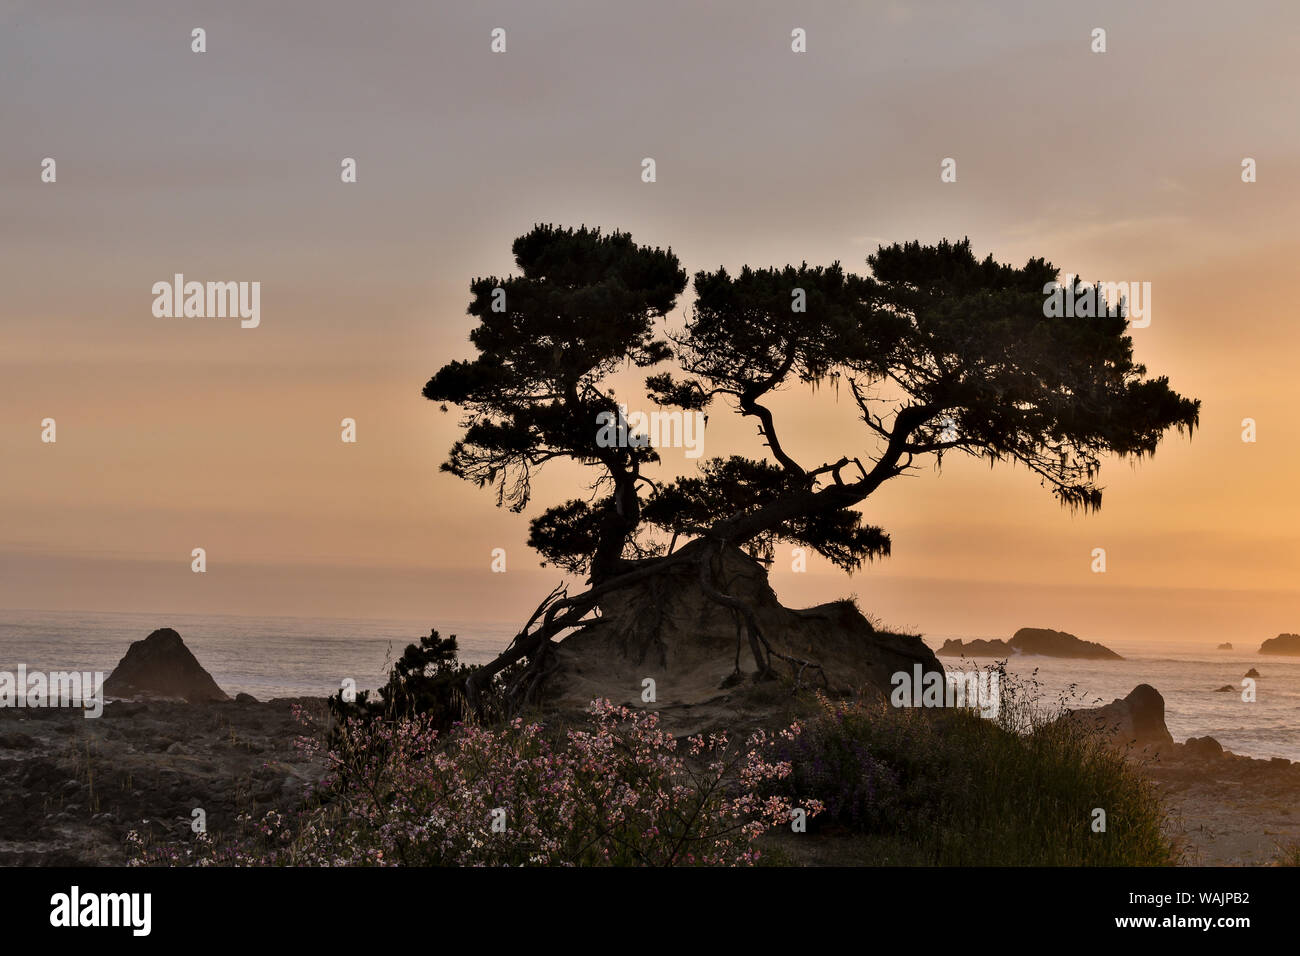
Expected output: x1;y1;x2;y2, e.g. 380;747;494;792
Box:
425;229;1199;710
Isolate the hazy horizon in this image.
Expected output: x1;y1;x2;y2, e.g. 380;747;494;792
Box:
4;0;1300;645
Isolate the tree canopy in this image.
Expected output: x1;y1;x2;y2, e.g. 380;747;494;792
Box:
643;238;1198;564
422;224;686;580
428;228;1199;580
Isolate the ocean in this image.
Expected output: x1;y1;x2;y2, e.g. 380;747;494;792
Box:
0;608;513;705
1;610;1296;761
930;635;1300;762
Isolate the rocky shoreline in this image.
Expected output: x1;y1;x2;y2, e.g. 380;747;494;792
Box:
0;696;328;865
2;688;1298;866
1142;741;1300;865
3;627;1297;867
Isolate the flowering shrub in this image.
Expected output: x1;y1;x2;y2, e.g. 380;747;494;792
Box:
128;700;821;867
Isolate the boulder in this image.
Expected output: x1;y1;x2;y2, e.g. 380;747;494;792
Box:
1243;667;1260;678
545;541;944;716
1067;683;1173;749
1259;633;1300;656
102;628;229;703
1184;736;1224;759
234;692;258;704
939;627;1122;660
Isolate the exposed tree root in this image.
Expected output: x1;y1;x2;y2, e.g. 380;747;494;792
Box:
695;541;828;694
466;538;828;716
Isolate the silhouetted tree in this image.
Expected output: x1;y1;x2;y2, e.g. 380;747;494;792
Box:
425;230;1199;711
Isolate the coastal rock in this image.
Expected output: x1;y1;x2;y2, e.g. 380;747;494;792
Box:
234;693;258;704
1217;642;1233;650
545;541;943;721
102;628;229;703
1184;736;1224;759
1214;684;1235;692
1259;633;1300;656
0;697;327;865
1067;683;1173;749
1243;668;1260;678
937;637;1009;656
938;627;1122;660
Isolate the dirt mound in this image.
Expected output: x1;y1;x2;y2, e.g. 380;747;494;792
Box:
544;543;943;727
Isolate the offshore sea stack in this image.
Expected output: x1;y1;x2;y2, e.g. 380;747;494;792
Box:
938;627;1123;660
102;628;229;703
1259;633;1300;656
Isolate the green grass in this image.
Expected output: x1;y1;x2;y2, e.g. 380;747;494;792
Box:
769;669;1180;866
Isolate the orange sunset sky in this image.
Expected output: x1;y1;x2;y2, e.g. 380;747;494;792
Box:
3;0;1300;645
